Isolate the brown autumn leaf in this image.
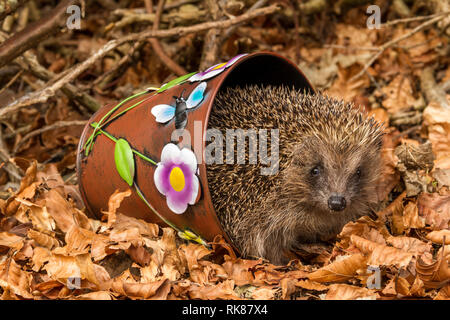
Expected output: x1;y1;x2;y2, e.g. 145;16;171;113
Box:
0;258;33;299
417;190;450;230
351;235;414;268
126;244;152;266
111;278;170;300
14;199;56;233
381;75;418;114
377;128;401;201
402;201;426;229
0;231;24;251
296;279;328;291
44;189;78;233
71;291;114;300
103;189;132;227
416;246;450;289
251;286;279;300
423;101;450;171
5;160;37;217
434;284;450;300
27;229;60;250
44;253;110;288
308;254;367;283
221;258;261;286
426;230;450;245
386;236;432;256
30;246;51;272
188;280;239;300
325;284;378;300
338;216;388;250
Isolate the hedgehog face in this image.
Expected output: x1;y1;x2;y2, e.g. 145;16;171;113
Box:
285;134;382;217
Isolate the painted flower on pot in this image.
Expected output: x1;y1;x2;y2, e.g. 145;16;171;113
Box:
188;53;248;82
154;143;200;214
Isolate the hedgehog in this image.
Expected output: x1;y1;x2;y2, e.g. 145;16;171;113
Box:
206;85;384;265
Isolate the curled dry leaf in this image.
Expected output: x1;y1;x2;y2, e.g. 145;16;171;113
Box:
111;278;170;300
377;129;401;201
30;246;51;272
44;253;110;288
221;258;261;286
423;101;450;171
338;216;388;250
416;246;450;289
308;254;367;283
325;283;378;300
188;280;239;300
5;161;37;217
0;231;24;251
386;236;432;256
351;235;414;268
44;189;79;233
402;201;426;229
434;284;450;300
426;230;450;245
0;258;33;299
417;190;450;230
103;189;132;227
27;229;60;250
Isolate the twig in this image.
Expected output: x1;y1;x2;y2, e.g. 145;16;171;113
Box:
381;11;450;27
0;0;79;69
14;51;100;112
222;0;268;41
350;13;449;82
148;0;187;76
0;0;28;21
12;120;87;154
0;127;22;181
199;0;223;70
0;4;279;120
0;69;23;96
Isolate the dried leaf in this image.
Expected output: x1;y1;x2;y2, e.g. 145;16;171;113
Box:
308;254;367;283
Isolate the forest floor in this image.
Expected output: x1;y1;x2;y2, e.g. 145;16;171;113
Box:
0;0;449;300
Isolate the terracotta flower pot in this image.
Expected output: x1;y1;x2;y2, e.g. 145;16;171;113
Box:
76;51;314;247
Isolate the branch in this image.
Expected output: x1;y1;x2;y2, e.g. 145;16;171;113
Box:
350;13;449;82
0;0;28;21
0;0;78;69
148;0;187;76
0;4;279;120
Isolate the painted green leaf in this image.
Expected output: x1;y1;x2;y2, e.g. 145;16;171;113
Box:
114;138;135;186
157;72;197;93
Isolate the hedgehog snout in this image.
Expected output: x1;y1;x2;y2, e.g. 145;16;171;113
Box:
327;194;347;211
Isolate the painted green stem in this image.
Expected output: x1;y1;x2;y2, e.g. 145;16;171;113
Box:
134;182;182;233
91;124;158;166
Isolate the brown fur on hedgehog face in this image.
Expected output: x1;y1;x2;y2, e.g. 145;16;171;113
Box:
206;85;384;265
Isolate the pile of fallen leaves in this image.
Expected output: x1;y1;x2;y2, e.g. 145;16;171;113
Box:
0;152;449;299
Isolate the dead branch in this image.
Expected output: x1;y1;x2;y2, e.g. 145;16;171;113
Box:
350;13;450;82
148;0;187;76
0;4;279;120
12;120;87;154
0;0;79;69
14;51;100;112
0;0;28;21
199;0;223;70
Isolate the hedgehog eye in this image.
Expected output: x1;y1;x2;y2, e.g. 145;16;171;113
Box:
311;166;320;176
356;168;362;177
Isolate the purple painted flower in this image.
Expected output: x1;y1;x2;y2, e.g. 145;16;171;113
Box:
189;54;248;82
154;143;199;214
